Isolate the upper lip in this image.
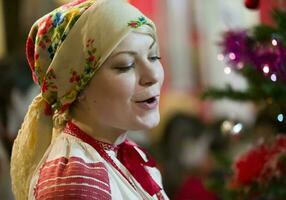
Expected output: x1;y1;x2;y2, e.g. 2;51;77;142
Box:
132;85;160;102
134;95;160;103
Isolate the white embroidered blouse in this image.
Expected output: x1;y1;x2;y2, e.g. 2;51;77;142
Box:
28;122;169;200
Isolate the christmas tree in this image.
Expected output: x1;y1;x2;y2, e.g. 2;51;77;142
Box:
203;1;286;199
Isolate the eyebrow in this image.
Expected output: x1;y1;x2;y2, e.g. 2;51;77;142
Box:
110;51;138;59
110;43;158;59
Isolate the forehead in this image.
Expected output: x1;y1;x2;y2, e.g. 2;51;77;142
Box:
112;31;156;54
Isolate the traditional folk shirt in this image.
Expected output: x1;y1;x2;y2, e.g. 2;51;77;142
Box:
28;122;169;200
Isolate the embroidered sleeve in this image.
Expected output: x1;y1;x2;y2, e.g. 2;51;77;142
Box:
34;156;111;200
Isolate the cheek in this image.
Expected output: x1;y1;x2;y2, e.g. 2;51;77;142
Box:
90;74;136;108
89;75;137;126
106;76;136;99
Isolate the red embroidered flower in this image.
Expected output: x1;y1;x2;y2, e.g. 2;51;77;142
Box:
88;55;95;62
47;69;56;80
38;15;53;35
86;39;94;48
62;0;86;9
128;21;138;28
41;80;48;93
39;41;46;49
50;85;58;90
34;53;39;60
60;103;72;113
128;17;147;28
69;70;81;83
45;38;51;43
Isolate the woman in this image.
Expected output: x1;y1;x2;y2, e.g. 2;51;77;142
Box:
10;0;168;199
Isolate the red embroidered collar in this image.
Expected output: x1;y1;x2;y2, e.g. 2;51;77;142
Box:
64;121;117;151
63;121;162;198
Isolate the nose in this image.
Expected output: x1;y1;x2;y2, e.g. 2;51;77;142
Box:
139;61;161;87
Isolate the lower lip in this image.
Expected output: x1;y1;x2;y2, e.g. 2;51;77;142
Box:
135;98;159;110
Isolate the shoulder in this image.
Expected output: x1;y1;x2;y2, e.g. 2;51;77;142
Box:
32;134;112;199
34;156;111;199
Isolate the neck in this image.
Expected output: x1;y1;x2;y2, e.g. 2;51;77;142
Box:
69;99;128;144
70;117;127;144
68;104;127;144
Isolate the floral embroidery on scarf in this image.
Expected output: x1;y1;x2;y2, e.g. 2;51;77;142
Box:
77;38;99;91
36;2;92;55
32;1;94;87
62;0;89;9
52;12;65;27
38;15;53;36
54;38;100;111
41;79;58;101
27;0;153;114
128;16;147;28
42;70;57;92
46;69;56;80
41;80;48;93
69;70;81;83
86;39;97;67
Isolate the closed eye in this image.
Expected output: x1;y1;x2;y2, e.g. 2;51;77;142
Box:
148;56;161;62
114;63;135;73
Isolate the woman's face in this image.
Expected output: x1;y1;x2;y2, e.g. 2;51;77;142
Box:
79;31;164;131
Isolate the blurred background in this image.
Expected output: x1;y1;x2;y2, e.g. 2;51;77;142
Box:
1;0;286;199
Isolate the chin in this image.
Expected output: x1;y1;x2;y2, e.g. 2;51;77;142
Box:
134;112;160;130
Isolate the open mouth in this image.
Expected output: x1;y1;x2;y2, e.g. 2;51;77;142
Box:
136;96;157;103
135;96;159;110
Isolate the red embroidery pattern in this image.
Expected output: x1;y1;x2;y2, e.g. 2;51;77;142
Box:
64;121;165;198
34;157;111;200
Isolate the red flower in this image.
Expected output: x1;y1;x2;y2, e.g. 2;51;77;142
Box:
39;41;46;49
230;134;286;190
88;55;95;62
129;21;138;28
35;53;39;60
41;80;48;93
46;69;56;82
38;15;52;35
69;71;81;83
62;0;86;9
75;75;80;82
51;85;58;90
232;144;270;186
60;103;72;113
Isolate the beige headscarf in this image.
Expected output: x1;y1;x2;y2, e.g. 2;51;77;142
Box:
10;0;156;199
